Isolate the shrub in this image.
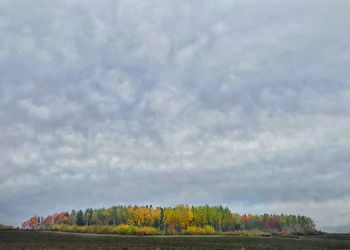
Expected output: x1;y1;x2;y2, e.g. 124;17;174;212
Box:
86;225;98;233
203;225;215;234
223;230;272;237
112;224;136;235
96;225;113;234
185;226;215;235
135;226;160;235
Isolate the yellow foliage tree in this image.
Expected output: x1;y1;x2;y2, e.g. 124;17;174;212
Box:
174;204;193;231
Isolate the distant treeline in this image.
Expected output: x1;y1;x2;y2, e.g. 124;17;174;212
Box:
0;224;14;230
22;204;316;235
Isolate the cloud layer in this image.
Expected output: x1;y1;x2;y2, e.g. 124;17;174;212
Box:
0;0;350;232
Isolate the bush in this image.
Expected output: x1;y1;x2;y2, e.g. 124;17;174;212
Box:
223;230;272;237
112;224;136;235
135;226;160;235
96;225;113;234
49;224;161;235
86;225;98;233
203;225;215;234
185;226;215;235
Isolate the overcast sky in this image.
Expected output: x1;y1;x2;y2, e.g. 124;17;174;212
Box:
0;0;349;233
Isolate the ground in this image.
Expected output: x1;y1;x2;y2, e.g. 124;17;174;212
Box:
0;230;350;250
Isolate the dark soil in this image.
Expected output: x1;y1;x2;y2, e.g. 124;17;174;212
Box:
0;230;349;250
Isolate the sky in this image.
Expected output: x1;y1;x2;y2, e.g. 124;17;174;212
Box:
0;0;349;233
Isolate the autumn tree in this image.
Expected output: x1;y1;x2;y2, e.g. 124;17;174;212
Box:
174;204;193;231
164;207;176;233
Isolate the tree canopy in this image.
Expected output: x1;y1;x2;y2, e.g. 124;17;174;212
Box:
22;204;316;235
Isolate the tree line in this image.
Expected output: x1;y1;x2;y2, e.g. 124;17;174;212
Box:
0;224;14;230
22;204;316;235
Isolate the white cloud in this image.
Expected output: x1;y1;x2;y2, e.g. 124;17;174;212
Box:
18;100;51;119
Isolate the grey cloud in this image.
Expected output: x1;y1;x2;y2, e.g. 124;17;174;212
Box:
0;0;350;232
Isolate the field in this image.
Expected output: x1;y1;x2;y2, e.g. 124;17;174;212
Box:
0;230;350;250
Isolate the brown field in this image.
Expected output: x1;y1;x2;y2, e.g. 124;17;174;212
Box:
0;230;350;250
